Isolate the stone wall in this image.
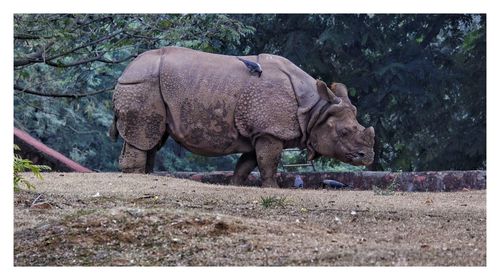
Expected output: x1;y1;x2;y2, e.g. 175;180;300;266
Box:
158;170;486;192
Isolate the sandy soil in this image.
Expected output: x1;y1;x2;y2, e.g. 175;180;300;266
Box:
13;172;486;266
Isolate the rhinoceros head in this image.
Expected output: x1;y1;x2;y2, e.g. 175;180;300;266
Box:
307;81;375;166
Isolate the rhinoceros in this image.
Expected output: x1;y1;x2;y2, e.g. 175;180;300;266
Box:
109;46;375;187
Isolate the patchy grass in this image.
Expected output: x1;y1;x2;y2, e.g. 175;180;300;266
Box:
260;196;288;208
373;173;400;195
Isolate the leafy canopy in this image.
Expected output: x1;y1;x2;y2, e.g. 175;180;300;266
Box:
14;14;485;172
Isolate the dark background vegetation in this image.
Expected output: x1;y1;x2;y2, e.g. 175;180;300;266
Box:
13;14;486;172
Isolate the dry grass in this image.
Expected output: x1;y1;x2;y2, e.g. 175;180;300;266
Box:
14;172;486;266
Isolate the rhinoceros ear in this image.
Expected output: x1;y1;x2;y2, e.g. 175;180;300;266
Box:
316;80;341;104
330;82;352;105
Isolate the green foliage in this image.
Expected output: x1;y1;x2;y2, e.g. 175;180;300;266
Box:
280;150;364;172
260;196;287;208
313;160;365;172
14;14;486;172
241;14;486;171
373;171;401;195
14;145;51;192
372;185;396;196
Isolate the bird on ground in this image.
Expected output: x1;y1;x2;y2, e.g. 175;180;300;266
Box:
294;175;304;188
322;179;349;189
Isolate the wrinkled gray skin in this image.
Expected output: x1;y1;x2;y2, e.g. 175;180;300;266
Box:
110;46;375;187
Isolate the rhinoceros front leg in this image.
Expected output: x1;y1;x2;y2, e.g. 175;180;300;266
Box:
255;135;283;188
119;142;148;173
231;151;258;186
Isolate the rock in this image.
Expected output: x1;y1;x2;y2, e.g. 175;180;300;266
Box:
30;202;52;209
126;208;144;217
214;221;229;231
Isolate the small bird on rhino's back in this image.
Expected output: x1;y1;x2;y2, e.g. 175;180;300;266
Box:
237;57;262;77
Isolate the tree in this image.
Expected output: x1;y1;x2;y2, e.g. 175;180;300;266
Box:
239;14;486;171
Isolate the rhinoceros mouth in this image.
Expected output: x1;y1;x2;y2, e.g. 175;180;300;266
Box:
306;139;322;161
346;152;374;166
306;145;321;161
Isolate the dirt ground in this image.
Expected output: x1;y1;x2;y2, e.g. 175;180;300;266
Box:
13;172;486;266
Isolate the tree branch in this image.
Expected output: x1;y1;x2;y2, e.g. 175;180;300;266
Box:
98;54;137;64
44;55;104;68
72;15;114;33
14;30;124;68
14;41;55;67
123;31;159;41
44;53;136;68
14;85;114;98
46;30;124;62
14;34;42;40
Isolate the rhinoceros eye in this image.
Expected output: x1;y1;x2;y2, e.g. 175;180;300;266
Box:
339;128;350;136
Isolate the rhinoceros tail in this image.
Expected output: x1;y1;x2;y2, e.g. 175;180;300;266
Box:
109;114;118;142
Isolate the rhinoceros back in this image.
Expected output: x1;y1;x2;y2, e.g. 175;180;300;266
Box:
159;47;302;155
234;54;301;142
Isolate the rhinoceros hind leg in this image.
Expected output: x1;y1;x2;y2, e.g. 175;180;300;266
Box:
231;151;257;186
119;142;147;173
145;149;157;173
255;135;283;188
